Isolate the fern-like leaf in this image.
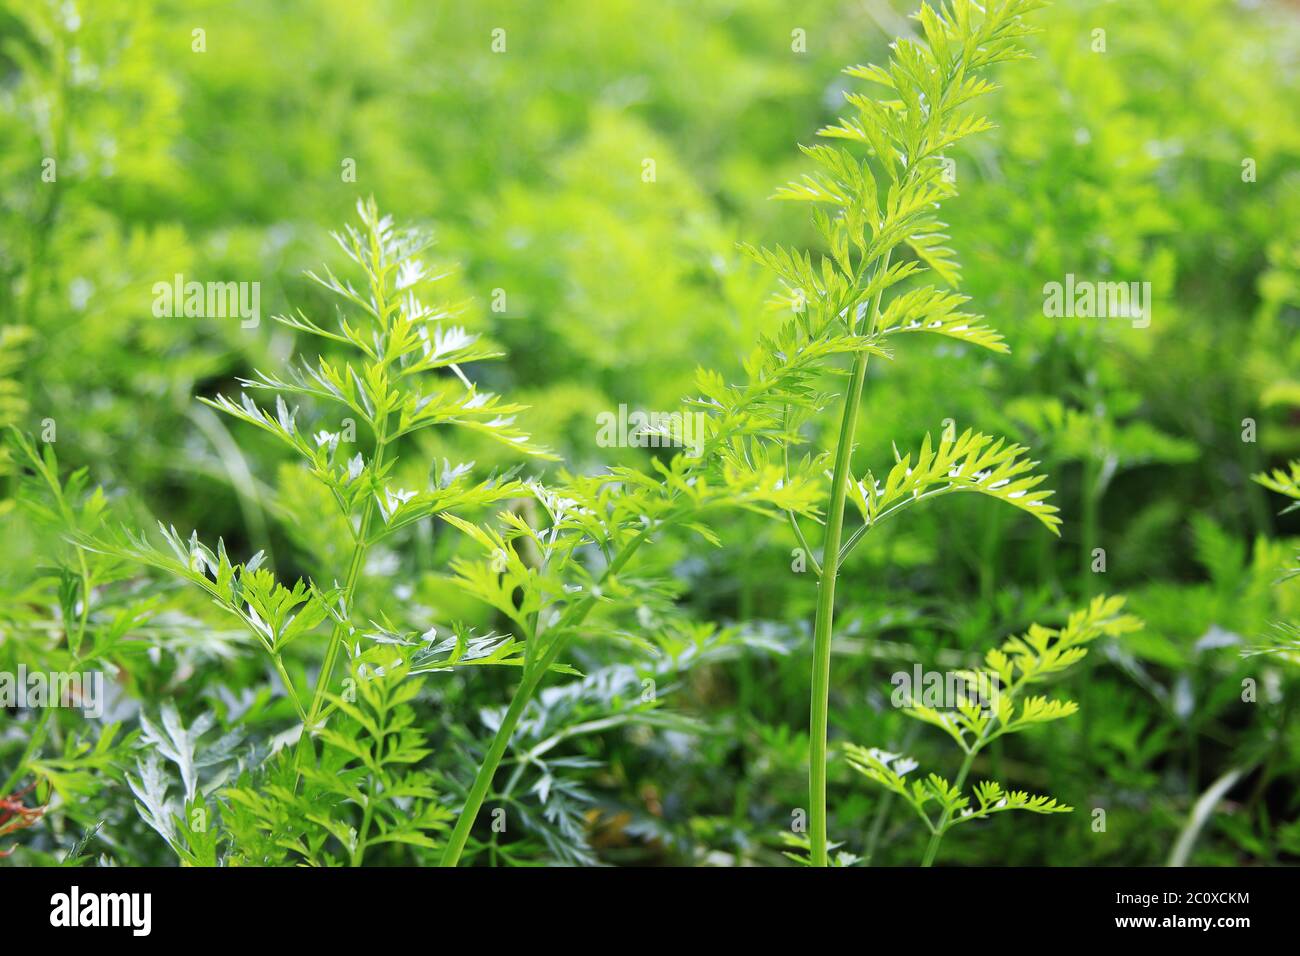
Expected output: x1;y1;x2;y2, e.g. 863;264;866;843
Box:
849;427;1061;535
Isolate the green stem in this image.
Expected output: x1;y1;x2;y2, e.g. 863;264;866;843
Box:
808;351;871;867
1167;764;1252;867
439;661;545;868
919;679;1015;868
70;549;92;658
862;787;895;864
294;422;387;782
438;526;654;867
920;744;977;867
306;501;377;726
807;245;893;867
351;797;375;867
1;707;52;797
271;653;308;723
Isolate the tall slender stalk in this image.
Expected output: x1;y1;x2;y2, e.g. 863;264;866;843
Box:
787;0;1053;866
293;219;394;780
441;2;1048;868
303;427;386;736
808;353;871;866
807;247;892;866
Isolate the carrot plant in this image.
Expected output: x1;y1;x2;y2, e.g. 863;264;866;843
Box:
435;433;824;864
846;595;1140;865
112;202;545;700
743;0;1062;865
83;199;561;862
3;0;1296;872
76;198;821;865
1;430;137;847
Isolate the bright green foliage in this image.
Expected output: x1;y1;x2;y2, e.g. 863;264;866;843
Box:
847;595;1142;865
223;667;453;866
749;0;1057;866
2;0;1298;871
82;201;551;862
4;432;111;661
123;667;452;866
435;443;828;863
106;200;544;730
1255;460;1300;514
1;432;141;830
846;428;1061;540
0;327;33;475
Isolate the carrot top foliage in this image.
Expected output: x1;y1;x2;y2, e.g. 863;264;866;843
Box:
743;0;1062;866
1;0;1298;873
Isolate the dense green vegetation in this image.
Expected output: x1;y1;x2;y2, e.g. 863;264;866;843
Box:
2;0;1299;867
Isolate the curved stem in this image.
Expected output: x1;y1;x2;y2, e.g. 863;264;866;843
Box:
788;511;822;577
920;745;976;867
438;656;547;867
1167;764;1251;867
439;525;654;867
70;549;92;658
920;669;1020;867
271;653;308;723
305;490;379;726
